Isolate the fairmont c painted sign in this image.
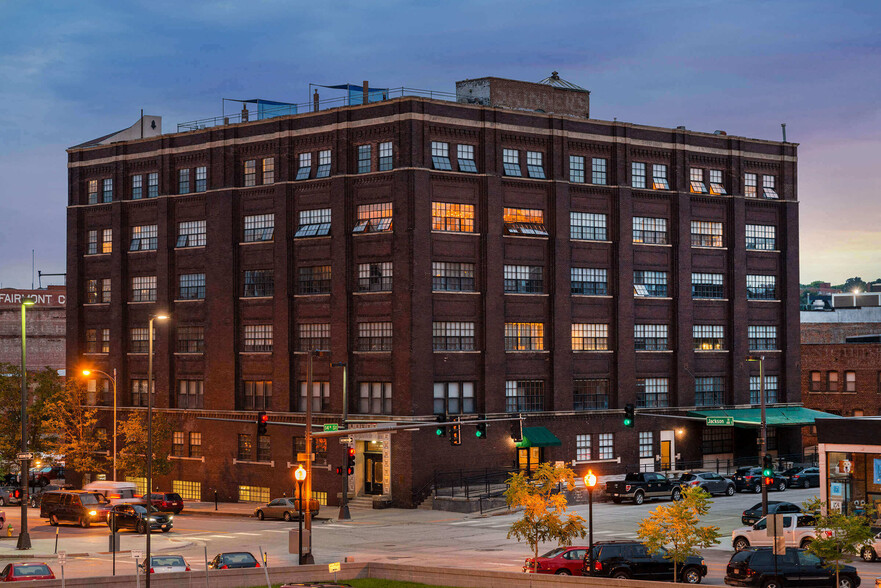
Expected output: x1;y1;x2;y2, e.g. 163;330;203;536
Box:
0;289;66;308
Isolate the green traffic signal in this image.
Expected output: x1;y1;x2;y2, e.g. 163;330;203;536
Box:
475;429;483;438
623;417;633;427
762;468;773;477
436;427;444;436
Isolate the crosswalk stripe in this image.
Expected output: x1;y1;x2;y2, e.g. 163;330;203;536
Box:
235;532;261;536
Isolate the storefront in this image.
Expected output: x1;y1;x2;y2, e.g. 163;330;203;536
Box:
816;417;881;518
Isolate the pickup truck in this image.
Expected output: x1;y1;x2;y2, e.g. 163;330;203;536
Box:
732;513;824;551
605;472;682;505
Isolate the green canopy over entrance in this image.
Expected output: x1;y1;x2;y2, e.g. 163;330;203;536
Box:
688;406;841;428
515;426;562;448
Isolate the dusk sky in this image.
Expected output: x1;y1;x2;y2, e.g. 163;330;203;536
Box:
1;0;878;289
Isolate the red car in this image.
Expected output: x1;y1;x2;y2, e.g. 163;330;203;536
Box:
148;492;184;514
523;546;590;575
0;562;55;582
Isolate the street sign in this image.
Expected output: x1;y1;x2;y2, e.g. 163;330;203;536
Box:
57;551;66;564
16;452;33;460
773;536;786;555
131;549;143;559
706;416;734;426
766;514;784;537
328;562;341;573
339;436;353;444
323;424;339;432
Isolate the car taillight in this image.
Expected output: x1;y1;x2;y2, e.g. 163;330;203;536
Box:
792;475;800;479
691;481;700;485
593;561;602;572
185;566;191;571
220;564;227;569
625;485;631;492
745;475;754;480
255;562;261;568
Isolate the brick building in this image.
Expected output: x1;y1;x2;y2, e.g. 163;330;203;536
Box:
67;75;801;507
0;287;66;372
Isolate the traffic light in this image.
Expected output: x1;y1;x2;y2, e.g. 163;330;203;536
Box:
762;454;773;478
475;414;487;440
510;418;523;442
450;420;462;446
257;411;268;435
346;446;356;475
335;466;343;475
624;403;635;428
435;415;447;438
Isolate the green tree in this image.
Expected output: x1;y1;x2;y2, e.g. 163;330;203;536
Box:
115;411;173;480
504;462;586;570
0;365;62;468
838;277;867;292
637;485;720;582
803;497;874;586
42;378;106;475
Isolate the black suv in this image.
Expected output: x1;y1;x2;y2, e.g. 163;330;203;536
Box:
107;504;173;533
583;540;707;583
732;467;788;493
39;490;111;527
725;547;860;588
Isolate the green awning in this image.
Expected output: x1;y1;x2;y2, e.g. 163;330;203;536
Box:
516;427;562;448
688;406;842;428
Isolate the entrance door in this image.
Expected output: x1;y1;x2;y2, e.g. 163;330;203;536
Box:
364;453;383;495
660;440;672;471
518;447;541;472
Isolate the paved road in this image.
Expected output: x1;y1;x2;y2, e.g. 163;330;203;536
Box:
0;487;877;585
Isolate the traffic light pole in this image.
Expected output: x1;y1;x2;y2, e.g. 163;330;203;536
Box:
748;354;769;517
332;362;350;521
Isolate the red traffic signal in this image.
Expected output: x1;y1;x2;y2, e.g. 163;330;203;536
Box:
257;411;268;435
764;477;773;486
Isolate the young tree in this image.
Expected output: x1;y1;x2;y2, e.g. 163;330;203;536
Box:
42;378;106;475
0;365;64;468
115;411;173;480
637;485;720;582
803;497;874;587
504;462;586;571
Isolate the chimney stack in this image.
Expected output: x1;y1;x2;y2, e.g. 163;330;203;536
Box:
363;81;369;105
313;90;320;112
241;104;249;122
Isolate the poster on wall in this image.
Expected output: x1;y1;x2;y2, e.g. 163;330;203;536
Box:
874;459;881;485
830;482;844;498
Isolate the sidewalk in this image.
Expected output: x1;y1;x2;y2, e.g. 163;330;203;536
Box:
179;501;257;518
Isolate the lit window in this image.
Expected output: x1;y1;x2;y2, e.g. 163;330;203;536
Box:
503;149;521;177
243;160;256;187
432;142;452;170
746;224;776;250
357;145;372;173
457;145;477;173
294;208;331;238
571;212;607;240
296;153;312;180
315;150;331;178
634;324;668;351
636;378;668;408
572;324;608;351
652;164;669;190
763;175;778;199
747;275;777;300
633;270;667;297
86;279;99;304
692;273;724;299
569;155;584;183
353;203;393;233
431;202;475;232
526;151;545;179
691;221;723;247
195;166;207;192
592;158;607;185
693;325;724;350
504;208;547;236
633;217;667;244
709;169;726;195
571;267;608;295
631;162;646;188
262;158;274;184
504;322;544;351
243;214;274;242
178;169;190;194
102;229;112;254
378;141;393;171
744;173;758;198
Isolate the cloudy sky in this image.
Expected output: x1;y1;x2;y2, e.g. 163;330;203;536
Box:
1;0;878;288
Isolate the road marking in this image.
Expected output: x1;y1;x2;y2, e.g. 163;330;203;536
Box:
321;524;350;528
449;520;482;525
207;534;230;538
234;532;261;536
265;529;289;533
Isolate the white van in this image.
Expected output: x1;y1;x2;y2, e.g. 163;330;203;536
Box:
82;481;141;505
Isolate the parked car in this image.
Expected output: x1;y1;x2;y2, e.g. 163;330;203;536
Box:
860;531;881;561
254;497;320;520
40;490;112;527
148;492;184;514
107;504;173;533
725;547;860;588
0;487;22;507
28;484;70;508
732;514;822;551
678;472;736;496
732;467;788;493
141;555;190;573
605;472;682;505
28;466;65;487
741;501;802;525
582;540;707;583
83;481;141;505
782;466;820;488
0;562;56;582
523;546;589;575
208;552;261;569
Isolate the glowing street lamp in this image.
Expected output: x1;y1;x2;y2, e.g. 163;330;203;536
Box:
295;465;308;565
82;368;118;480
145;313;169;588
17;297;35;550
584;470;597;576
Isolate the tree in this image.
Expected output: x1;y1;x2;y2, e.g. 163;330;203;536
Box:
803;497;874;587
504;462;586;570
637;485;721;582
0;365;63;468
115;411;173;480
839;277;867;292
42;378;106;475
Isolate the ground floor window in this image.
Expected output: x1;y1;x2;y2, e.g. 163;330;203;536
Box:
701;427;733;454
312;491;328;506
173;480;201;501
238;485;270;503
126;476;147;495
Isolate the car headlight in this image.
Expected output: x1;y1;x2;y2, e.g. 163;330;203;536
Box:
148;517;156;522
168;515;173;520
89;511;97;516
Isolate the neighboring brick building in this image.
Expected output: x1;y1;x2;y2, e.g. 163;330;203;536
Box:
0;287;66;371
67;75;801;507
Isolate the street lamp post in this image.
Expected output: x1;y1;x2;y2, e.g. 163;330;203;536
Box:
145;314;169;588
82;368;118;481
747;354;768;516
294;465;307;565
17;297;35;550
584;470;597;576
304;348;328;564
331;361;350;521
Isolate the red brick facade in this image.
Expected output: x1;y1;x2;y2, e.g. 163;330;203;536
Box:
0;287;66;371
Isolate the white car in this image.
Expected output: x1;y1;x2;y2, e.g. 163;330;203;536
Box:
142;555;190;574
732;513;823;551
860;532;881;562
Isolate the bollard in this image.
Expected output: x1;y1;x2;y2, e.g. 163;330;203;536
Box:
214;490;218;511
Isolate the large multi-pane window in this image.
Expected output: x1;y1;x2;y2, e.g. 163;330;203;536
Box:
296;153;312;180
294;208;331;238
432;142;452;170
378;141;393;171
634;324;668;351
357;322;393;351
636;378;669;407
709;169;727;195
746;224;776;250
187;433;202;458
357;145;372;173
298;381;330;412
178;273;205;300
85;329;98;353
353;203;393;233
433;382;475;414
243;160;256;187
503;265;543;294
357;262;393;292
571;212;607;240
693;325;724;350
101;278;111;303
177;220;206;247
101;228;112;253
243;214;274;242
744;173;758;198
502;149;521;176
316;149;331;178
256;435;271;462
243;325;273;352
131;379;152;407
178;169;190;194
526;151;545;179
505;380;544;412
195;166;207;192
237;435;252;460
86;279;110;304
131;276;156;302
504;208;547;236
176;326;205;353
87;230;99;255
749;375;778;404
132;175;143;199
130;327;154;353
633;217;667;244
86;280;98;304
598;433;614;459
592;158;608;185
845;371;856;392
432;262;475;292
702;427;733;454
692;273;724;299
88;179;98;204
691;221;723;247
748;325;777;350
695;377;724;407
504;323;544;351
432;322;476;351
147;173;159;198
130;225;158;251
298;324;330;352
632;162;646;188
243;269;273;297
457;144;477;173
262;158;274;184
241;380;272;411
633;270;668;297
689;168;708;193
652;164;669;190
763;175;778;199
432;202;475;232
576;434;592;460
103;178;113;202
358;382;392;414
639;431;654;458
298;265;331;295
574;379;609;410
571;267;608;296
747;275;777;300
569;155;585;183
571;324;608;351
177;380;204;409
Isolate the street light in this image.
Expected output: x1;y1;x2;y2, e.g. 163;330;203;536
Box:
747;354;768;517
294;465;307;565
17;297;35;550
331;361;350;521
584;470;597;576
145;313;169;588
82;368;118;481
304;348;328;564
